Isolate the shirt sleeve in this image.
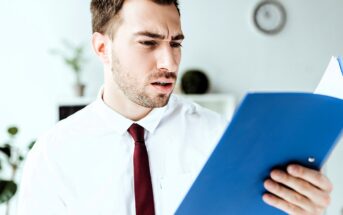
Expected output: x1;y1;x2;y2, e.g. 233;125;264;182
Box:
17;135;68;215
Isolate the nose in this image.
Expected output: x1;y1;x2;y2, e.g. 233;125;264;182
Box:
156;45;180;73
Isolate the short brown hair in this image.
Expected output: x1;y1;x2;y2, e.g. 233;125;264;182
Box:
90;0;180;35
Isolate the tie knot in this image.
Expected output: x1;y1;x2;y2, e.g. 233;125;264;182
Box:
128;123;145;143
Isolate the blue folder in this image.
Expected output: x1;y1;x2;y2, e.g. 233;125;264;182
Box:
176;93;343;215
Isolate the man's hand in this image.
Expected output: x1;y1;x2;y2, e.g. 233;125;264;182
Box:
263;164;332;215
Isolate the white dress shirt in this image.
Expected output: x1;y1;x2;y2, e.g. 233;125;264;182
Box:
17;89;227;215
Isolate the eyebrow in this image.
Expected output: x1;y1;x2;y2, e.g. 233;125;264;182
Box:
134;31;185;41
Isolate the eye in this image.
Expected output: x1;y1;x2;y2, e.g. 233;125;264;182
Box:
139;41;157;47
170;42;182;48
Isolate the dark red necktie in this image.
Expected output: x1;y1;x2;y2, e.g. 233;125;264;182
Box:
128;123;155;215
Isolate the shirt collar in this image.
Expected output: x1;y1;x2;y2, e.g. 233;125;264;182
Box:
93;86;168;135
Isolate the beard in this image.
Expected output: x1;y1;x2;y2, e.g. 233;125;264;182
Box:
111;55;177;108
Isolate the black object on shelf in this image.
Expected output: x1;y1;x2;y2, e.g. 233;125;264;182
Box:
59;105;86;120
181;69;209;94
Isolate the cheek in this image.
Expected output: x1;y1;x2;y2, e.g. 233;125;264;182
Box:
115;45;155;75
175;50;181;65
130;50;155;70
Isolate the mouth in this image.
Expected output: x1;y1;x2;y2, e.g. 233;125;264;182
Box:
150;81;174;93
151;82;173;86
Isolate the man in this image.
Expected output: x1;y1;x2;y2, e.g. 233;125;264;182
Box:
17;0;332;214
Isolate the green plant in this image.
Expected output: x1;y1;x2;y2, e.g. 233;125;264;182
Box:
50;39;87;85
0;126;35;215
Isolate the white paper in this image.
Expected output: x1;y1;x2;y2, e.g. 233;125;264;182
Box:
315;56;343;99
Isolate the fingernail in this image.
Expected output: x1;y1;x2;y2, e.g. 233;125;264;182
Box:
271;170;283;180
264;180;274;190
262;194;271;203
288;165;299;175
262;194;275;206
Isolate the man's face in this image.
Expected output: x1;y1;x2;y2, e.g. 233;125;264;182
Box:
109;0;183;108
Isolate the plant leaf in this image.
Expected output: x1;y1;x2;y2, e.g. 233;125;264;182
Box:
7;127;18;136
0;180;17;204
0;144;11;158
28;140;36;150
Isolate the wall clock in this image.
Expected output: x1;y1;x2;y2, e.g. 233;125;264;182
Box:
253;0;287;35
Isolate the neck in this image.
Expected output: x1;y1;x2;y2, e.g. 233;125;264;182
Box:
103;81;153;121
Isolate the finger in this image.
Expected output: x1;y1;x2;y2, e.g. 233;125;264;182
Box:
287;164;333;192
262;192;305;215
264;179;316;212
270;169;331;208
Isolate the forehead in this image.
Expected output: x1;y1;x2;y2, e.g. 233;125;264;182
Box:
118;0;182;38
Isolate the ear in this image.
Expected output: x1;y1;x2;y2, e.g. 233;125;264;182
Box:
92;32;111;64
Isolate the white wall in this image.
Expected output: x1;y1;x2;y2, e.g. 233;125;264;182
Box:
180;0;343;97
0;0;100;213
0;0;343;214
179;1;343;214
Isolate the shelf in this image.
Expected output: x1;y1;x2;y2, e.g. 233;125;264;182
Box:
180;94;235;120
57;93;236;121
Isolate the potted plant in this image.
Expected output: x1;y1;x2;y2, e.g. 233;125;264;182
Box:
0;126;35;215
50;39;88;97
